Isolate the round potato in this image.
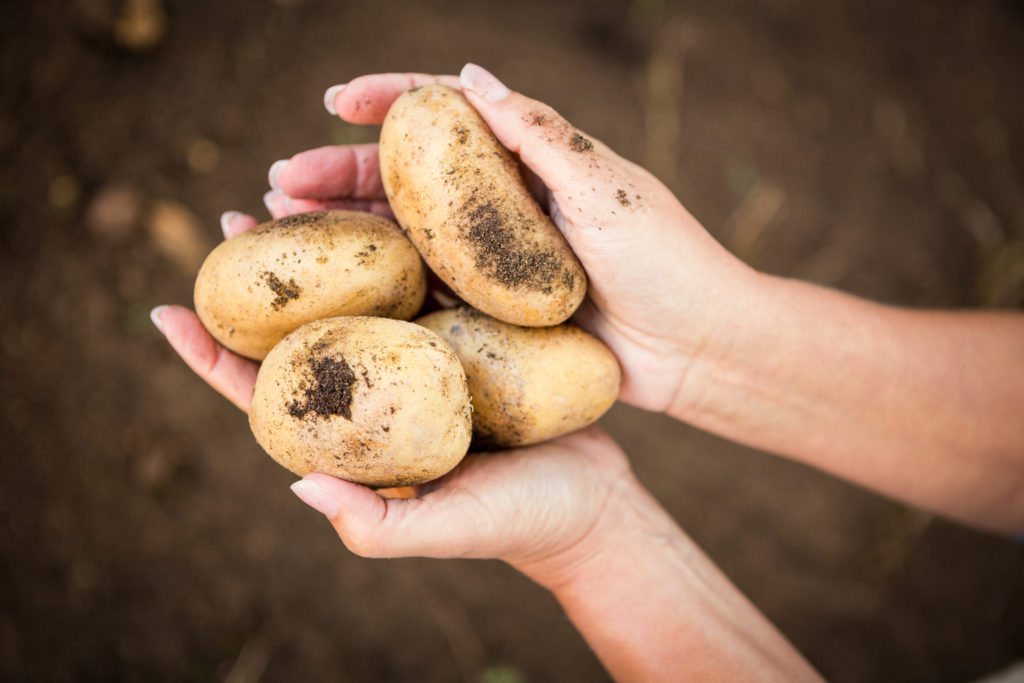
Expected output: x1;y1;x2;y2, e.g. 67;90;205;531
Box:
194;210;426;360
249;316;472;488
416;307;621;447
379;85;586;327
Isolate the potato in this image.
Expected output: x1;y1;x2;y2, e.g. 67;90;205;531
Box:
416;307;620;447
249;316;472;488
194;210;426;360
379;85;586;327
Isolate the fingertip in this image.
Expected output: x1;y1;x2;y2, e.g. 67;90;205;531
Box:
460;63;510;103
151;303;193;335
323;84;347;115
263;190;292;218
291;478;341;518
305;473;382;519
150;305;168;333
220;210;258;239
153;305;202;349
335;73;464;124
268;159;289;191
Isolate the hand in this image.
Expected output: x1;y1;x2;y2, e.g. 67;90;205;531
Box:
290;425;634;582
267;65;760;414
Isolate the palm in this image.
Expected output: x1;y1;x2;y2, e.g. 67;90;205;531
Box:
387;428;629;564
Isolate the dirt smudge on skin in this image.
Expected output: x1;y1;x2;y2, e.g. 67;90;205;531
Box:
569;133;593;152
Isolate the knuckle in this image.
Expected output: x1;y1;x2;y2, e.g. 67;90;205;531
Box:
523;102;564;130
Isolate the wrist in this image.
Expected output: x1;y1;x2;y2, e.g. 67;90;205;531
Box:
511;471;681;593
665;267;779;424
513;455;823;682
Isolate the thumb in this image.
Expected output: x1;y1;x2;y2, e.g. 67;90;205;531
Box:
290;472;494;559
459;63;630;200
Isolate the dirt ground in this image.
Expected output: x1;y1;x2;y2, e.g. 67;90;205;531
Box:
2;1;1023;681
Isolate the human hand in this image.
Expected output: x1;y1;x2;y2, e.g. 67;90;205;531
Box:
265;65;758;415
289;425;637;584
149;212;262;412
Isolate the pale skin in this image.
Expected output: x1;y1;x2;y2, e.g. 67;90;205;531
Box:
151;63;1024;681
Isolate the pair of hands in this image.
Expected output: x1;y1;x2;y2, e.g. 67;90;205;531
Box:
153;64;749;584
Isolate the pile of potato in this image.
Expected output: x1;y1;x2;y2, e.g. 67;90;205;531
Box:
194;85;620;488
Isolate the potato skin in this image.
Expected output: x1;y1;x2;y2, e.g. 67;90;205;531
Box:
416;307;621;447
249;317;472;488
379;85;586;327
194;210;426;360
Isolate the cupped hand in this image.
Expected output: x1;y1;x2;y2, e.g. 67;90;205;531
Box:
268;65;758;414
290;425;633;583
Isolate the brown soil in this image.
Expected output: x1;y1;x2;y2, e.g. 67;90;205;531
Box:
462;194;561;291
1;1;1023;682
569;133;594;152
287;356;357;421
262;272;303;311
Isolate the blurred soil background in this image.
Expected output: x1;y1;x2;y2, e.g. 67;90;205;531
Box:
2;0;1024;681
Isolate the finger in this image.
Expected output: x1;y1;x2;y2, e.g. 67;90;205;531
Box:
291;469;494;559
288;197;394;219
325;73;463;124
459;64;642;213
151;305;258;413
263;189;290;219
268;144;385;200
263;190;394;220
220;210;259;239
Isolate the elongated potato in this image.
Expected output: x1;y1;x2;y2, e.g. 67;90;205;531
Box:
416;307;620;447
194;210;426;360
379;85;586;327
249;317;472;488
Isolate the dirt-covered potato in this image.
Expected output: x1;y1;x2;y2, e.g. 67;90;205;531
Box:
379;85;586;327
249;316;472;488
194;210;426;360
416;307;620;447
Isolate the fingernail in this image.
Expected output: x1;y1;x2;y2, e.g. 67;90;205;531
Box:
263;190;279;215
268;159;289;191
432;290;459;309
323;84;347;115
264;189;294;216
291;479;340;518
220;210;243;238
460;63;510;103
150;305;168;332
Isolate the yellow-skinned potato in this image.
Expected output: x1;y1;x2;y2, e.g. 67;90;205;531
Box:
416;307;621;447
194;210;426;360
379;85;587;327
249;316;472;488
